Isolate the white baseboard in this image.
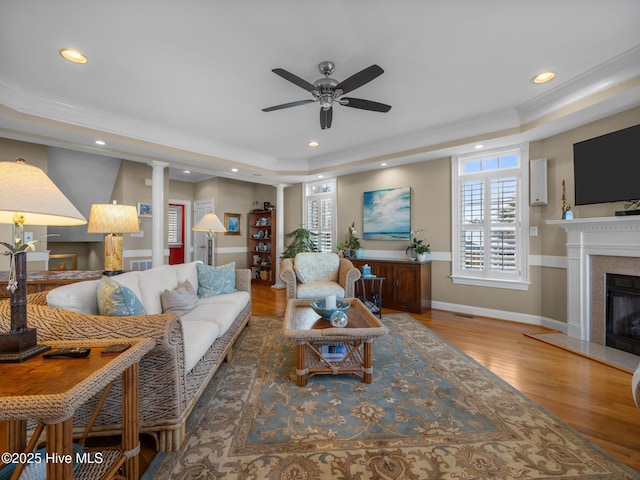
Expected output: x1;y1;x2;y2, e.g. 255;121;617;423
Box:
431;300;567;333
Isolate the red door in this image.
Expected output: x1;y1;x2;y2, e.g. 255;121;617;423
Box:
168;204;185;265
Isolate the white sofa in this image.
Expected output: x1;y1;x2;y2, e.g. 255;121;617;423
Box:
0;261;251;451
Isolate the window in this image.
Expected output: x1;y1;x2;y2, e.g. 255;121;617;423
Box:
168;205;183;246
451;145;529;290
304;179;336;252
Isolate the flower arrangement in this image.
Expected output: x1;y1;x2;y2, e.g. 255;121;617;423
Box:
337;222;361;258
0;215;43;293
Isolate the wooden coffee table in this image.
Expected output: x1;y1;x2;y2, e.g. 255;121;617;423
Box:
283;298;388;387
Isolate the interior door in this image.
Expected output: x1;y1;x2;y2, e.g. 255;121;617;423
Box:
168;204;185;265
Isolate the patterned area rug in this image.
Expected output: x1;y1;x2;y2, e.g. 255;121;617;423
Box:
148;314;640;479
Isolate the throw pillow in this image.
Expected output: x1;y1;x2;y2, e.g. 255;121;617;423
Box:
161;279;198;316
97;276;146;316
196;262;236;298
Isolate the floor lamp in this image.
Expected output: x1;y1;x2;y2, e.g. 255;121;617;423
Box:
0;159;86;362
87;201;140;275
193;213;226;266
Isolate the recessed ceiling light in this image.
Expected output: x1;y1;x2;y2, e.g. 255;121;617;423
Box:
231;168;238;172
380;163;387;166
95;140;106;146
182;170;191;174
318;175;324;178
474;144;483;149
533;71;555;84
308;141;319;147
59;48;87;64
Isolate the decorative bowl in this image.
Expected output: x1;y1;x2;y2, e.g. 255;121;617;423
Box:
310;299;350;320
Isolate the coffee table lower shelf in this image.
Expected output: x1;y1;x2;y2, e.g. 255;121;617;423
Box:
297;340;372;387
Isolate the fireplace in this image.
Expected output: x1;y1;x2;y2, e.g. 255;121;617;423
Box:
548;215;640;343
606;273;640;355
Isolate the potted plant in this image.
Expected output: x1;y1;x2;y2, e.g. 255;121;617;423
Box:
281;226;319;258
405;230;430;261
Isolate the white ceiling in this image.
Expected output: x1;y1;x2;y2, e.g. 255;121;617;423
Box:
1;1;639;185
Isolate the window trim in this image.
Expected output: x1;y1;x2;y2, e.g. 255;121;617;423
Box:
451;144;530;290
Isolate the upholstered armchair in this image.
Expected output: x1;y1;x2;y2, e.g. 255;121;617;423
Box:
280;252;361;300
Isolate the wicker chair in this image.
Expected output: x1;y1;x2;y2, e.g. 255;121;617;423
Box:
279;252;361;300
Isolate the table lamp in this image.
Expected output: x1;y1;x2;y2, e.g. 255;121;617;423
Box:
87;201;140;275
192;213;226;265
0;158;87;362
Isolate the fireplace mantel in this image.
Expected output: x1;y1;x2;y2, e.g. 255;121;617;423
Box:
548;216;640;341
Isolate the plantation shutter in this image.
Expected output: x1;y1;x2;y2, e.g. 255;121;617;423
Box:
489;177;517;272
304;180;336;253
168;205;182;246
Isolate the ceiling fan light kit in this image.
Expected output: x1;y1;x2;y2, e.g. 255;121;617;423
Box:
263;61;391;129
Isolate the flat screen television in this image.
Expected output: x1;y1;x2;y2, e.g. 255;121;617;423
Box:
573;123;640;206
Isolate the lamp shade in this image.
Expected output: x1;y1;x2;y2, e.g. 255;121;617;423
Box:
0;160;86;226
193;213;226;234
87;203;140;234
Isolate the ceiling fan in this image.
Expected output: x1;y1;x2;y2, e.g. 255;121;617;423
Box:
262;61;392;130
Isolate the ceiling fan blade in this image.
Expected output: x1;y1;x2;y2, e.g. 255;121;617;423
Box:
262;99;316;112
320;106;333;130
272;68;318;93
335;65;384;95
341;97;392;113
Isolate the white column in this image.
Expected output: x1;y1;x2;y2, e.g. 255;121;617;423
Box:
272;183;287;289
151;161;168;268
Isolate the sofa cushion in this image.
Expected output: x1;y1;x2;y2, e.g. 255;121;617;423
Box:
296;281;345;299
136;265;179;315
161;279;198;316
294;252;340;283
196;262;236;297
109;271;144;309
173;261;201;292
97;277;146;316
180;319;220;373
46;279;101;315
184;291;250;335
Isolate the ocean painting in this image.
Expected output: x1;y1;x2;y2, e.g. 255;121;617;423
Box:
363;187;411;240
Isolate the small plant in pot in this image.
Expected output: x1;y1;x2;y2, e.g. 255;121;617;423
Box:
406;230;430;261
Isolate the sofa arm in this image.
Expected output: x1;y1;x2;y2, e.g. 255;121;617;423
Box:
338;258;361;298
279;258;297;299
235;268;252;293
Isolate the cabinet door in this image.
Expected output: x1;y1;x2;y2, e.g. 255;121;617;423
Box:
394;263;420;312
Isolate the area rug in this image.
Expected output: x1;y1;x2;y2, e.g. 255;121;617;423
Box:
147;314;640;479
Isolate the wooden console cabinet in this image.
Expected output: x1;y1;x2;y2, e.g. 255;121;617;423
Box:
351;258;431;313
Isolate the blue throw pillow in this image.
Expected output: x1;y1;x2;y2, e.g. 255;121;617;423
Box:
97;277;146;316
196;262;236;298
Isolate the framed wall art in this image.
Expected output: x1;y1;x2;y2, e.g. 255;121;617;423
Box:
363;187;411;240
224;213;241;235
137;202;153;218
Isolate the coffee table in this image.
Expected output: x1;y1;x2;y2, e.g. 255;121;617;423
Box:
283;298;388;387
